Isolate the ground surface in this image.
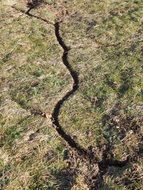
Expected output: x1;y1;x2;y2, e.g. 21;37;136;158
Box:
0;0;143;189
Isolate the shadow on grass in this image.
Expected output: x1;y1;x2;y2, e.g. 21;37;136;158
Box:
52;168;77;190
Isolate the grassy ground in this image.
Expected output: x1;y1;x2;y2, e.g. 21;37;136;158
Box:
0;0;143;189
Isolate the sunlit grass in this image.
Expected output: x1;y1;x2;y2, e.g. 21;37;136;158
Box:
0;0;143;189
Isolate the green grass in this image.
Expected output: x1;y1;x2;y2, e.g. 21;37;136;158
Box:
0;0;143;189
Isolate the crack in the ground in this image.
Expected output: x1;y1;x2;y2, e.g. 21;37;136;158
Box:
52;19;129;171
52;22;88;157
11;4;129;189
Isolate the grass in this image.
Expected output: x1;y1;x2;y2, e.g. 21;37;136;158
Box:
0;0;143;189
